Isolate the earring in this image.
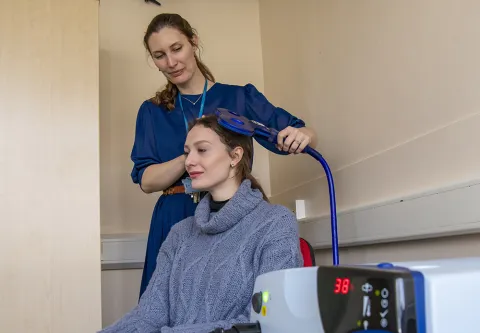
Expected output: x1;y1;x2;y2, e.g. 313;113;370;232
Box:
231;163;235;167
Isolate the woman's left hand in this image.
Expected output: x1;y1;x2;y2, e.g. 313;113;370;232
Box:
276;126;315;154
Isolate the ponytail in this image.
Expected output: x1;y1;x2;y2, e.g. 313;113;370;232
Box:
152;81;178;111
151;54;215;111
246;174;269;202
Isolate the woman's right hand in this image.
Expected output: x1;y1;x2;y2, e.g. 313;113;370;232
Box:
140;154;187;193
276;126;317;154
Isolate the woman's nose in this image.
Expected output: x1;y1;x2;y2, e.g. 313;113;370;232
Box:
166;55;177;68
185;152;196;167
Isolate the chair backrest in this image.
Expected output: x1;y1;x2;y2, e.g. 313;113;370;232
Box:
299;237;316;267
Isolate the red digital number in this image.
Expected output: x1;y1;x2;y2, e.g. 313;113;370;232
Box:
334;278;351;294
334;278;342;293
341;279;350;294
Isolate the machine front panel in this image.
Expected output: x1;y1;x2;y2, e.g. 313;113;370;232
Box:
316;266;419;333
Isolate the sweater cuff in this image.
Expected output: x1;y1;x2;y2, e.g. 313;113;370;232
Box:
160;322;231;333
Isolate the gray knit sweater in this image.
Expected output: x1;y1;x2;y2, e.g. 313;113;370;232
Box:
99;179;303;333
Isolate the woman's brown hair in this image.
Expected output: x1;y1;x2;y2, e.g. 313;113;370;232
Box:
189;115;269;202
143;13;215;111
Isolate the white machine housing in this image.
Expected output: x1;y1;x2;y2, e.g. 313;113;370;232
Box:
250;256;480;333
251;266;320;332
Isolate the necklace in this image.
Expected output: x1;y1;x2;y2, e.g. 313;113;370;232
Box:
182;94;202;105
178;79;208;133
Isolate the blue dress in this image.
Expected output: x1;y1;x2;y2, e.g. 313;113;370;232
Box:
130;82;306;298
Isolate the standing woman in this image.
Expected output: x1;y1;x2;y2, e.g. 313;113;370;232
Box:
132;12;318;298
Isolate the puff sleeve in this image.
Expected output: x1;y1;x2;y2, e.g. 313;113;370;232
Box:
243;84;306;154
130;102;163;187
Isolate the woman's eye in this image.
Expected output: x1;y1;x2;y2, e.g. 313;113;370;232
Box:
173;47;182;52
198;149;207;153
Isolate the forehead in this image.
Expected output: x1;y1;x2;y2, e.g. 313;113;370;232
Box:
147;26;189;51
186;125;220;145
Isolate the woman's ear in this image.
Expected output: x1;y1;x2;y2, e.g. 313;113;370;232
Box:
230;146;244;167
191;35;199;51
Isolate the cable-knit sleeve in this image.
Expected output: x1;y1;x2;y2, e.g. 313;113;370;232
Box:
98;220;189;333
255;206;304;276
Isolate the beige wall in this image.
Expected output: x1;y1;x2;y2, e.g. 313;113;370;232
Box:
0;0;102;332
260;1;480;225
100;0;268;235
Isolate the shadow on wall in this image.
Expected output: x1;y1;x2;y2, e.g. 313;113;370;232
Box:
100;47;160;235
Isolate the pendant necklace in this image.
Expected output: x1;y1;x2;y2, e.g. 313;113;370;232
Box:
182;94;202;105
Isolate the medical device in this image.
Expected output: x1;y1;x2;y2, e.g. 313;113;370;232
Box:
211;109;480;333
218;256;480;333
215;108;339;266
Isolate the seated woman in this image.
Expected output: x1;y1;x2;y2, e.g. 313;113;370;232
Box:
100;115;303;333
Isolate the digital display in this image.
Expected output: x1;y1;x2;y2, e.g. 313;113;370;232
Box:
317;266;418;333
333;278;352;295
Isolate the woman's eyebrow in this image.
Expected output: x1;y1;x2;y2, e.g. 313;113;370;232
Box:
194;140;212;145
184;140;212;149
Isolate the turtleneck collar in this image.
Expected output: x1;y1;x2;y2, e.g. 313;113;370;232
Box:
194;179;264;234
210;198;229;212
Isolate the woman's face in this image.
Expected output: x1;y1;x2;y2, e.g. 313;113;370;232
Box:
184;125;242;191
147;27;198;86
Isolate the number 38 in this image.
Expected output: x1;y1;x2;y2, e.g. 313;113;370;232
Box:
334;278;350;294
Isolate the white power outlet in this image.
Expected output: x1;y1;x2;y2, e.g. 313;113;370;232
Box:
295;200;306;219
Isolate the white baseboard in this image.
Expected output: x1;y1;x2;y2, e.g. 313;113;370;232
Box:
299;179;480;249
101;233;147;270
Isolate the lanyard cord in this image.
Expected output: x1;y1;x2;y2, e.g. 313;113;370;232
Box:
177;79;208;132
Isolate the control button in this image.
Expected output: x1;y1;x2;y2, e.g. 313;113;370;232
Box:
380;309;388;318
381;299;389;308
362;283;373;293
377;262;394;268
251;292;262;313
363;320;369;330
381;318;388;328
363;296;371;317
381;288;389;298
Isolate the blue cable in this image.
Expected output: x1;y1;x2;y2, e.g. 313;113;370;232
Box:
215;108;340;266
303;146;339;266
